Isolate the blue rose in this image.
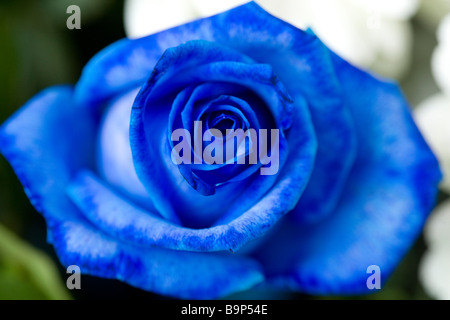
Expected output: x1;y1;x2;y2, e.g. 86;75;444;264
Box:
0;2;442;299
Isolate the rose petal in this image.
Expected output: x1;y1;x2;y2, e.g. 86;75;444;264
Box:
0;86;97;221
97;87;154;208
68;170;305;253
51;217;264;299
281;32;357;223
253;53;442;295
0;86;264;299
214;98;315;225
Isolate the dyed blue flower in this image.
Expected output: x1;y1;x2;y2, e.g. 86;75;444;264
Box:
0;2;441;299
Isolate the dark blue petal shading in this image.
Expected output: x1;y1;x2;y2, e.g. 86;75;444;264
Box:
253;57;442;295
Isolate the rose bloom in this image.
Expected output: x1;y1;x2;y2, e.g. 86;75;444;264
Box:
0;3;441;299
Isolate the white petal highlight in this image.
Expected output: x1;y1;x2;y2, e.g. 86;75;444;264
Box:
97;88;152;205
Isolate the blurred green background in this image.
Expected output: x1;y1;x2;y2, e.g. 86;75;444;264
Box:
0;0;448;300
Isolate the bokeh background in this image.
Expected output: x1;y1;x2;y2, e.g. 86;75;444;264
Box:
0;0;449;300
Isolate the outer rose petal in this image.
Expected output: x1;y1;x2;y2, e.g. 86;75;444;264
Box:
51;218;264;300
0;87;264;299
0;87;97;223
67;170;299;253
254;54;442;295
